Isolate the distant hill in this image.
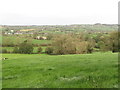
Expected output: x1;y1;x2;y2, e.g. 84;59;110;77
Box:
1;24;118;34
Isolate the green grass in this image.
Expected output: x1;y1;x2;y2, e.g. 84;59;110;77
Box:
2;52;118;88
2;35;51;45
32;39;51;44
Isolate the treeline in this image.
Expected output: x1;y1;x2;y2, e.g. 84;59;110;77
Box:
1;31;119;54
1;41;43;54
45;31;119;55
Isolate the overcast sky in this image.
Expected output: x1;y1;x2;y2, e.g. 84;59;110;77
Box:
0;0;119;25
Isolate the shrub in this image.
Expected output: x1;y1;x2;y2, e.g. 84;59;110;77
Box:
47;34;53;40
2;49;7;53
45;47;53;54
37;47;42;53
19;40;33;54
86;40;95;53
13;47;19;53
0;49;2;53
75;41;88;54
98;32;119;52
52;34;76;55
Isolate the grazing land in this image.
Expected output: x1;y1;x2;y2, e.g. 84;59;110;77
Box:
2;52;118;88
2;35;51;45
1;24;119;88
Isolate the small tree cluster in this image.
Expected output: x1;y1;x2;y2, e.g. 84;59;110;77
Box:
13;47;19;53
1;49;8;53
19;40;33;54
37;47;42;53
45;47;53;54
12;40;34;54
98;31;119;52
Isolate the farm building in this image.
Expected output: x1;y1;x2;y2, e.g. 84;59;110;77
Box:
35;36;47;40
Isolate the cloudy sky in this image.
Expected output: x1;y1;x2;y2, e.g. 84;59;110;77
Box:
0;0;119;25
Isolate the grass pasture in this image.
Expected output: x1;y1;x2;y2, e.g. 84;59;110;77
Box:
2;35;51;45
2;52;118;88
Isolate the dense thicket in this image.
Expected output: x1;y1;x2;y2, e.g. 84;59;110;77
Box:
45;34;95;55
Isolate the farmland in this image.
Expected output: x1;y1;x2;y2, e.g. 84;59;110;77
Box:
1;24;119;88
2;35;51;46
2;52;118;88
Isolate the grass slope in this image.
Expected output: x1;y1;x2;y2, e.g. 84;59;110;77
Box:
2;52;118;88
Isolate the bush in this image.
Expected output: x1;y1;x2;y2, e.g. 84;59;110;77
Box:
75;41;87;54
2;49;7;53
98;31;120;52
52;35;76;55
47;34;53;40
37;47;42;53
45;47;53;54
13;47;19;53
19;41;33;54
86;41;95;53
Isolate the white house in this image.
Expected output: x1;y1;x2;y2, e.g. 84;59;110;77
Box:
10;30;14;33
42;36;47;40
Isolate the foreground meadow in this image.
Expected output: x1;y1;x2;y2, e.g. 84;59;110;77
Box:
2;52;118;88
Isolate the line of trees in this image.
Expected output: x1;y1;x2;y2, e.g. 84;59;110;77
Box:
45;31;119;55
1;31;119;54
1;41;42;54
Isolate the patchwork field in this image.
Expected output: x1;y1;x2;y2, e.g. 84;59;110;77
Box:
2;52;118;88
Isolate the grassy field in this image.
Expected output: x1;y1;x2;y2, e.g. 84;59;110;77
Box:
2;35;51;45
32;39;51;45
2;52;118;88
